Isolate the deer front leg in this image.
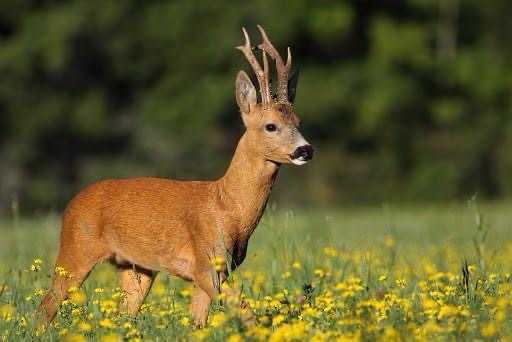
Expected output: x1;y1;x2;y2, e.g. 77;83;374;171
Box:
191;285;212;327
192;270;255;327
191;272;218;327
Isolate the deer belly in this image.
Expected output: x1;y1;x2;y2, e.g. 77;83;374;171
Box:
108;237;195;281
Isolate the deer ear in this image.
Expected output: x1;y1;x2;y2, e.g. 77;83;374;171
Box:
287;65;300;103
236;71;257;113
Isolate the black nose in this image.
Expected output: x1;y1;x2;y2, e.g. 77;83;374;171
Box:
293;145;314;161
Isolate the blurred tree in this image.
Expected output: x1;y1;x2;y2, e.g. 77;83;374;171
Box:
0;0;511;213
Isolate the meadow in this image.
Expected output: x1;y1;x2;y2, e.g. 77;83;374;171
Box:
0;200;511;341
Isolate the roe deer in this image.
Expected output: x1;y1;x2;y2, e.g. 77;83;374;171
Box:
39;25;313;326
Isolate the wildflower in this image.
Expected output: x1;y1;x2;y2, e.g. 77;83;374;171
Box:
292;261;301;269
139;303;151;313
99;299;118;314
281;271;291;279
395;279;407;289
323;246;338;257
30;259;43;272
111;288;125;301
437;305;458;320
100;333;122;342
209;312;226;327
152;281;166;296
34;288;45;296
383;326;399;341
227;334;242;342
64;334;86;342
69;288;86;306
211;256;225;272
481;322;497;337
192;328;211;341
55;266;70;278
179;317;190;327
77;322;92;333
314;268;325;278
272;314;286;326
180;288;191;298
269;321;306;342
99;318;115;329
0;304;15;321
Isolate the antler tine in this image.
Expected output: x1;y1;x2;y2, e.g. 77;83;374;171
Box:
256;25;291;103
262;49;270;99
236;27;271;106
286;47;292;72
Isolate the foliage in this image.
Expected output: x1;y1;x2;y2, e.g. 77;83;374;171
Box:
1;1;512;212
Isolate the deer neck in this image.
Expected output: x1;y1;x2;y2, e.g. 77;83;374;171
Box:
218;133;279;238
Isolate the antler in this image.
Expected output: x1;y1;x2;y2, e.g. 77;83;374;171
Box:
257;25;292;103
236;27;271;106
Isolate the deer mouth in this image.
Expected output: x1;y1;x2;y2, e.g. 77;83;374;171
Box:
290;157;309;165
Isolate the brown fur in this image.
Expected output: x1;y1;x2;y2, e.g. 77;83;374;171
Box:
39;27;312;326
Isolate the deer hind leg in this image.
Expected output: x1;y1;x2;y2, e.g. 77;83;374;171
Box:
117;265;155;315
38;248;104;323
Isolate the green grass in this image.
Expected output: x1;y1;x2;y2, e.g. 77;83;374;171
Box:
1;201;512;340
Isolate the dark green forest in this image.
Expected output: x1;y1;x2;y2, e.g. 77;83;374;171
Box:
1;0;511;214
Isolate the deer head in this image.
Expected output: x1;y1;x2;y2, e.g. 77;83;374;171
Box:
235;25;313;166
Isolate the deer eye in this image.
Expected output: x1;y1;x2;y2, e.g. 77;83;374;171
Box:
265;123;277;132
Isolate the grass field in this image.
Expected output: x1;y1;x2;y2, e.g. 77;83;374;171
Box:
1;200;511;341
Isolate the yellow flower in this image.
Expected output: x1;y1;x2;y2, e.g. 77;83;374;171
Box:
209;312;226;327
152;281;166;296
179;317;190;326
314;268;325;278
292;261;301;269
272;314;286;326
0;304;15;321
395;279;407;289
323;246;338;257
30;258;43;271
437;305;458;320
227;334;242;342
55;266;70;278
64;334;86;342
269;321;306;342
99;299;118;314
383;326;400;341
99;318;115;329
192;328;211;341
281;271;291;279
77;322;92;333
180;288;191;298
69;289;86;306
481;322;497;337
210;256;225;272
100;333;122;342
